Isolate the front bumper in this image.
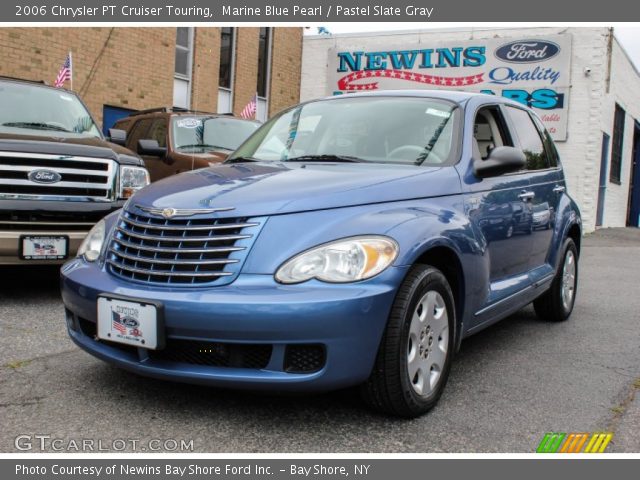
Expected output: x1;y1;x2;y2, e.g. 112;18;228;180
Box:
0;230;87;265
61;258;407;392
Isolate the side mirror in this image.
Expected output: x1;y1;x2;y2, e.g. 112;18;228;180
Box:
473;146;526;178
108;128;127;146
138;139;167;157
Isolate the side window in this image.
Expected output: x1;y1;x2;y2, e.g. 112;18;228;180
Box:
506;106;550;170
473;106;512;160
531;114;559;168
147;119;168;148
126;119;152;151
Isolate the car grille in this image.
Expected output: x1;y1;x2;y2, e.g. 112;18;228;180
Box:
107;207;263;286
284;345;326;373
149;340;272;369
0;151;115;201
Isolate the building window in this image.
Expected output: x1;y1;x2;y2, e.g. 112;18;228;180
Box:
173;27;193;109
256;27;272;121
610;103;625;184
217;27;235;114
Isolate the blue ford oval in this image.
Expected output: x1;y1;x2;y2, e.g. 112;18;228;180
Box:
61;91;581;417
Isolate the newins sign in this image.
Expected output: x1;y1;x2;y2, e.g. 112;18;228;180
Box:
328;34;572;140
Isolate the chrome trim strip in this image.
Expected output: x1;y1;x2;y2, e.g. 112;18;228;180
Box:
107;259;233;278
122;216;259;231
136;205;235;217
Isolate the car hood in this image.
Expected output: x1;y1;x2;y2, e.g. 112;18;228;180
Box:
131;161;461;217
0;132;140;164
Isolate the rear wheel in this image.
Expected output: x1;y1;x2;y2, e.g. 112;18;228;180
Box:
534;238;578;322
361;265;455;417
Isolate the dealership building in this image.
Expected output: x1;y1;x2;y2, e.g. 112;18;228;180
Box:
0;27;303;126
302;27;640;232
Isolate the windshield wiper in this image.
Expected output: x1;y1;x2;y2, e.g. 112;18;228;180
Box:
1;122;72;133
286;154;365;163
177;144;230;150
225;156;260;163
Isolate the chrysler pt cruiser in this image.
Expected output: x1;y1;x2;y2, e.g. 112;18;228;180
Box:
61;91;581;417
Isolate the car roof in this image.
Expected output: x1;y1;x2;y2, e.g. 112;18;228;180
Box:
0;76;75;94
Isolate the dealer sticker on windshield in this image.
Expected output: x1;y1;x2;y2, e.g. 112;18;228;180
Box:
97;297;162;349
425;108;451;118
176;118;202;128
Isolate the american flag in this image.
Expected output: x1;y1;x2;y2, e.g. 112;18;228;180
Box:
54;53;72;88
240;93;257;120
111;311;127;335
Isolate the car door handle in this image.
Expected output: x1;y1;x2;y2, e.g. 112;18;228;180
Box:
518;191;535;201
553;185;566;193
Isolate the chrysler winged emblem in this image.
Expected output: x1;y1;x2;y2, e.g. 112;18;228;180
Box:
136;204;235;218
162;208;177;219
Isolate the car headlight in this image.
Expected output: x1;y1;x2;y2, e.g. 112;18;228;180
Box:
275;236;399;284
77;219;106;262
118;165;150;199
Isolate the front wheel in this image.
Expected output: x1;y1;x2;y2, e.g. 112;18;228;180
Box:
361;265;455;417
534;238;578;322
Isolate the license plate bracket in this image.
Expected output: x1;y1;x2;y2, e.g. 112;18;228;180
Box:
19;235;68;260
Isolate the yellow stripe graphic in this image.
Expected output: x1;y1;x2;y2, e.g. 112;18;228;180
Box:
597;433;613;453
584;433;599;453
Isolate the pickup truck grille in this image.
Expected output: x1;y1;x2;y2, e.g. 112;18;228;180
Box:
0;151;115;201
107;208;263;286
0;211;107;231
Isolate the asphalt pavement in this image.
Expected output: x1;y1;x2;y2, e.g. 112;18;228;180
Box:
1;228;639;453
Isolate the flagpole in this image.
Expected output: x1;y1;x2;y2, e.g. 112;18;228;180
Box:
69;51;73;91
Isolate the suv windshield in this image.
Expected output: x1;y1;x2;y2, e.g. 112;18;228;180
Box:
172;116;260;152
229;96;460;166
0;82;101;138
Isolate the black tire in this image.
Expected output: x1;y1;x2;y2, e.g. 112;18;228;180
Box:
361;265;456;418
534;238;578;322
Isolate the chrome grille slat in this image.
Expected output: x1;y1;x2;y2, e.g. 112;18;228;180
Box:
121;216;259;231
109;249;240;265
107;259;234;278
112;237;244;254
107;209;260;286
115;227;251;243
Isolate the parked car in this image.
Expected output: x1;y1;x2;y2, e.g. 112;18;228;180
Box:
112;108;260;183
0;77;149;264
61;91;581;417
532;201;553;229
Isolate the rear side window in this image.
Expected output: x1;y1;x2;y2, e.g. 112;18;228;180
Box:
506;106;550;171
147;119;168;148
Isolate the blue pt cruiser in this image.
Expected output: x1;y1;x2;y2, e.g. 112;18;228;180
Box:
61;91;581;417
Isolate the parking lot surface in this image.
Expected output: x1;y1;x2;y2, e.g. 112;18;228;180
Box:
1;228;639;453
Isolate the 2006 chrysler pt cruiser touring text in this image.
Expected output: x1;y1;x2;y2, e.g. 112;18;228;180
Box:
61;91;581;417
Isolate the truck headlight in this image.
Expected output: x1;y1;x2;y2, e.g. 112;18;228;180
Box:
77;219;106;262
275;236;399;284
118;165;150;199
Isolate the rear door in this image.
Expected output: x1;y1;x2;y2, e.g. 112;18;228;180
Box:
504;106;562;276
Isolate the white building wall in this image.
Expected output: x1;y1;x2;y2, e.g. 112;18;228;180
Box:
600;37;640;228
302;27;639;232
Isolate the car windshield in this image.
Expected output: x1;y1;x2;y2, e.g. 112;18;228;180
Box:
172;116;260;152
228;96;460;166
0;82;101;138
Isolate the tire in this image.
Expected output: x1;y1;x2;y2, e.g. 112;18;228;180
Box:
361;265;456;418
534;238;578;322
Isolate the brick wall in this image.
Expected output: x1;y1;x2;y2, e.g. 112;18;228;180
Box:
0;27;302;127
301;27;640;232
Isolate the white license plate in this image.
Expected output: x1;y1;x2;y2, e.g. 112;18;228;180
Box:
20;235;68;260
97;297;160;349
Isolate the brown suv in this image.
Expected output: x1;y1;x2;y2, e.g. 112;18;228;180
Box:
112;108;260;182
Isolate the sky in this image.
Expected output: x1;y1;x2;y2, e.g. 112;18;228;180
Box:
304;25;640;71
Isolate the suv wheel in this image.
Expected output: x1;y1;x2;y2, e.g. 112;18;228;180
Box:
361;265;455;417
534;238;578;322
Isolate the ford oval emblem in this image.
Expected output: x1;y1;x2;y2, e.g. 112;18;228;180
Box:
494;40;560;63
28;169;62;184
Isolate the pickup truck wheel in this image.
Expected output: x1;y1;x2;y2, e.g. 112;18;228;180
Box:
534;238;578;322
361;265;455;417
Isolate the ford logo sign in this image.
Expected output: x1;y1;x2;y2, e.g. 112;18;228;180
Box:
495;40;560;63
28;169;61;184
